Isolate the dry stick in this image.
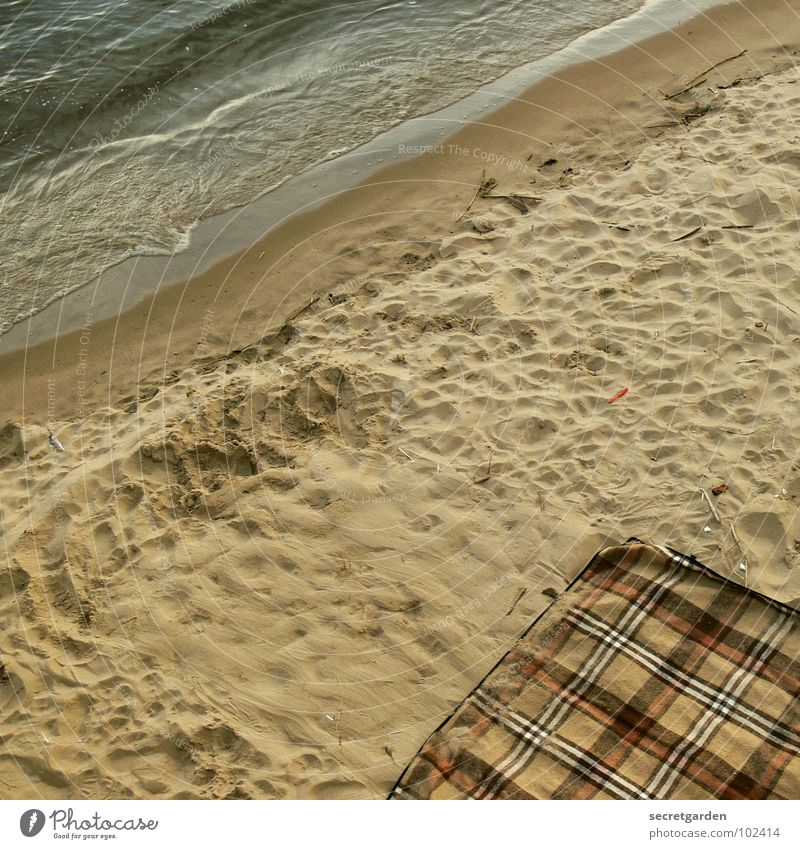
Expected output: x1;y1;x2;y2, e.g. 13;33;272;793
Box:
699;487;721;522
671;225;703;242
729;521;750;586
775;296;799;316
268;291;320;330
334;678;345;746
456;168;486;222
199;290;321;369
664;77;708;100
687;49;748;85
677;194;710;208
505;588;527;617
700;488;749;585
718;74;765;89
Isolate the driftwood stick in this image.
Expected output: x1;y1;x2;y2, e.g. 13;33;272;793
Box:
729;521;746;555
677;194;710;208
775;296;799;316
505;588;527;617
718;74;765;89
456;169;485;222
699;488;721;522
671;225;703;242
665;78;707;100
729;521;750;587
662;50;747;99
689;49;747;84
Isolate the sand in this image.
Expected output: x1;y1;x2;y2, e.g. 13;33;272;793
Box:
2;0;800;799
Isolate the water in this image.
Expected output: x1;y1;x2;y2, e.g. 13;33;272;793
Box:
0;0;646;333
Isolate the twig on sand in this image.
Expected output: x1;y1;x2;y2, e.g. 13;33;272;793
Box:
398;447;415;462
671;225;703;242
774;296;799;316
505;588;527;616
456;169;487;222
694;49;748;79
699;487;749;584
334;679;345;746
666;49;748;98
664;77;708;100
699;487;721;522
729;521;749;586
199;292;320;371
683;152;711;164
718;74;764;89
678;194;710;208
290;291;321;320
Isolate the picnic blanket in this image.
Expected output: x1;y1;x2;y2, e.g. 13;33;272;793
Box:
391;541;800;799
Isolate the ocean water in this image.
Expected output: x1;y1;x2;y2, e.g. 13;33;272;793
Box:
0;0;645;334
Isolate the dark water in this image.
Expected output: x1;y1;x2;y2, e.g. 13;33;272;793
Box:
0;0;643;331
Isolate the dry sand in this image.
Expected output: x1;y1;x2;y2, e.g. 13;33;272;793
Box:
2;0;800;799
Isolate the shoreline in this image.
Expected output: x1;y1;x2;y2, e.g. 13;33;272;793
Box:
2;0;798;423
0;0;722;355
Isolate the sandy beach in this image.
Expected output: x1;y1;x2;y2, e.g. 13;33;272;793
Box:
2;0;800;799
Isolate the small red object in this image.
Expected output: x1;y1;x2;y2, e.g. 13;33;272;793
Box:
608;387;629;404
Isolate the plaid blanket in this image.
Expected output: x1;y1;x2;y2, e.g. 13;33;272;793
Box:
391;542;800;799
